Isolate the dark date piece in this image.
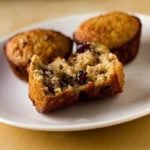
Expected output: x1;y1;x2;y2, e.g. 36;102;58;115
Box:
47;83;55;95
77;43;91;53
60;74;75;87
76;70;87;85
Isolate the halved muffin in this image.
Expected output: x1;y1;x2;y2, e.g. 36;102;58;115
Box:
4;29;73;81
74;11;142;64
29;43;124;112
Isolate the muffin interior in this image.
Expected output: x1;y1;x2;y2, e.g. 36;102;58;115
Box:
30;43;121;96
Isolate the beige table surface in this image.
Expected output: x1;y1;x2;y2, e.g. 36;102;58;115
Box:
0;0;150;150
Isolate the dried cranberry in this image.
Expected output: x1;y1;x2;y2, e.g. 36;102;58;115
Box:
47;84;54;95
77;43;91;53
60;74;75;87
76;70;87;85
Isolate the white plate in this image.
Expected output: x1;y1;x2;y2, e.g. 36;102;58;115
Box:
0;12;150;131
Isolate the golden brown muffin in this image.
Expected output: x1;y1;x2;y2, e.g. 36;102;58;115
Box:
29;43;124;112
74;11;142;64
4;29;73;81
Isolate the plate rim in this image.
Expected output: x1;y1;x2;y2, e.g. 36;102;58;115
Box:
0;11;150;131
0;108;149;131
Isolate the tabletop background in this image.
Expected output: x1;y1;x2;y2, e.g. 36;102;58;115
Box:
0;0;150;150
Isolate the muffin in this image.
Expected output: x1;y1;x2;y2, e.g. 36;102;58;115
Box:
4;29;73;81
74;11;142;64
29;43;124;112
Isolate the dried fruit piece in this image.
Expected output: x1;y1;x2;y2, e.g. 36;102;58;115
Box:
76;70;87;85
60;74;75;87
77;43;91;53
47;83;55;95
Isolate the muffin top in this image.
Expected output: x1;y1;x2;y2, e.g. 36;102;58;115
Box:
5;29;72;67
74;11;141;49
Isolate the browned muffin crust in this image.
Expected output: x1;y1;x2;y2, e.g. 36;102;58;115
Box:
4;29;73;81
111;22;141;64
29;43;124;112
74;11;142;64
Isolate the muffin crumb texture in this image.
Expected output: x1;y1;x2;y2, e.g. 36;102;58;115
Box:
29;43;124;112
